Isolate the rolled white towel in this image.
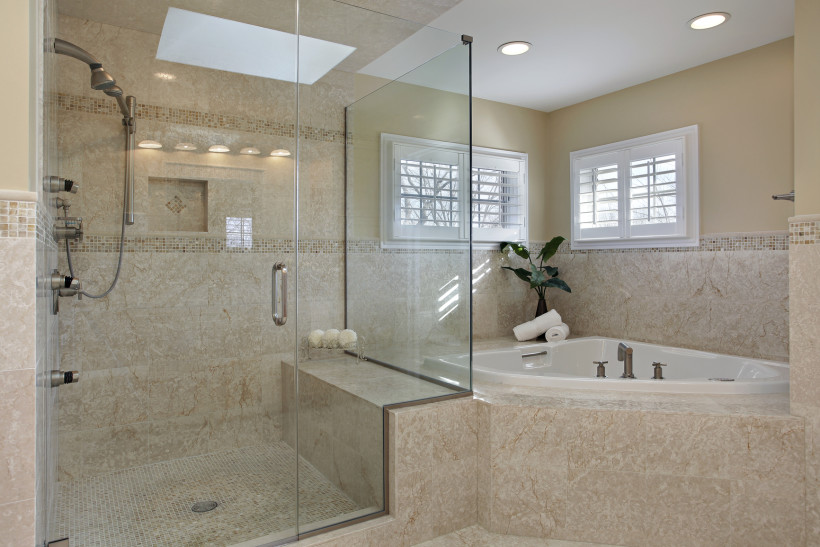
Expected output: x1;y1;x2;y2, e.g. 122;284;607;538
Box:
308;329;325;348
545;323;570;342
512;309;562;341
339;329;357;349
323;329;340;349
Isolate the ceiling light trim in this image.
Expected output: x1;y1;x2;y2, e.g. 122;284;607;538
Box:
688;12;731;30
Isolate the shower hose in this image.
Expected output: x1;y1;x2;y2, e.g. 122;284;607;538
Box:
63;147;129;299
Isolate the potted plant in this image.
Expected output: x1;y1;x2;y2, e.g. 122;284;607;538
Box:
500;236;571;319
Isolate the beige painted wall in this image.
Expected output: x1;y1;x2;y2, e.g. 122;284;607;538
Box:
473;98;551;242
349;74;550;240
546;38;794;238
795;0;820;215
0;0;32;191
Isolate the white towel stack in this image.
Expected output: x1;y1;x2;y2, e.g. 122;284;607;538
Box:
308;329;358;349
545;323;570;342
512;309;562;341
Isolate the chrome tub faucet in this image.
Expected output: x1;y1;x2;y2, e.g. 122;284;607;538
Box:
618;342;635;379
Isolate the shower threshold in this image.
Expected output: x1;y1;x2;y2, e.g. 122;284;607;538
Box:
53;442;363;547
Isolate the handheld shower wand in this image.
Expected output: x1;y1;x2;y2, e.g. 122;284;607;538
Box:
52;38;117;90
102;86;136;225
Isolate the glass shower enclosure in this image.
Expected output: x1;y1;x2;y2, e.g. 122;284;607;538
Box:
38;0;471;545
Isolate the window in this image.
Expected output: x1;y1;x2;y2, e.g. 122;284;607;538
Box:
226;216;253;249
570;125;699;249
381;134;527;248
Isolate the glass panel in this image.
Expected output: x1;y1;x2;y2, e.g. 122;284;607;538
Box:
295;0;470;536
48;1;299;545
344;28;471;382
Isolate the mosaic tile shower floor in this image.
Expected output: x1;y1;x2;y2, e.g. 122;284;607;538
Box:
53;443;363;547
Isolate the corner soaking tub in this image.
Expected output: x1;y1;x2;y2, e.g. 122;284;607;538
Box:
422;337;789;394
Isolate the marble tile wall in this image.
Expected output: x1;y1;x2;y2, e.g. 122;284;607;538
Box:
53;13;351;479
788;215;820;540
0;199;38;547
478;401;806;546
293;394;810;547
478;236;790;362
281;362;384;511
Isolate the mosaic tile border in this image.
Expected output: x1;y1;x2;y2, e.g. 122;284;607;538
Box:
68;235;348;254
56;93;345;144
540;232;789;255
0;200;37;238
67;232;790;255
789;220;819;245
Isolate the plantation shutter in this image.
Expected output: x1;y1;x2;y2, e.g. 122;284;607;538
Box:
471;153;527;242
575;151;622;240
627;139;685;238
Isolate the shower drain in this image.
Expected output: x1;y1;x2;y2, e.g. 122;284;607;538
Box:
191;501;218;513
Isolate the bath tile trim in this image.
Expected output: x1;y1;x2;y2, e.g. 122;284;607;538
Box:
0;200;37;239
56;93;344;144
789;217;819;246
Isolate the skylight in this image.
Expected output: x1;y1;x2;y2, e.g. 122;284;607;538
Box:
156;8;356;85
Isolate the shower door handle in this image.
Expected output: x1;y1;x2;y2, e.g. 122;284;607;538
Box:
272;262;287;326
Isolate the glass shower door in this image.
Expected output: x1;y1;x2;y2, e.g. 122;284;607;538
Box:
45;1;301;545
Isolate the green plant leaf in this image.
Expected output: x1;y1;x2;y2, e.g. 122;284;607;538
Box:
501;266;532;283
544;277;571;293
537;236;565;262
529;263;547;288
500;241;530;260
543;265;559;277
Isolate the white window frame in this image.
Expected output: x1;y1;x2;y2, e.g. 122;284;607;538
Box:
380;133;528;249
570;125;699;250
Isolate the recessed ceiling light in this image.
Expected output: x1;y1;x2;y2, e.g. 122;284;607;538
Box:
498;41;531;56
138;140;162;149
240;147;261;155
270;149;292;157
208;144;230;153
688;12;730;30
154;72;177;81
174;142;196;151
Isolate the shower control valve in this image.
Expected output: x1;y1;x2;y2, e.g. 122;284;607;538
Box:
54;217;83;242
50;271;82;299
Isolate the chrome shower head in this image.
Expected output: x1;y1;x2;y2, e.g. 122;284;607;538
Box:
91;67;116;90
52;38;117;90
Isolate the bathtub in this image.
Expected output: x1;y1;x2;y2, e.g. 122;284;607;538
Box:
422;337;789;394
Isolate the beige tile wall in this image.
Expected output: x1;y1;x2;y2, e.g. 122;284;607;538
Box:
541;237;790;362
281;362;383;511
789;215;820;541
0;208;38;547
479;402;805;546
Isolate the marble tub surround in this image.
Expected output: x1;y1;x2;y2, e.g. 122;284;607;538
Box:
547;233;789;362
477;400;806;546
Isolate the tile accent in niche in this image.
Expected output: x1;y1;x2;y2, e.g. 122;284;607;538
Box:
0;200;37;238
56;93;345;144
790;219;819;245
147;177;208;233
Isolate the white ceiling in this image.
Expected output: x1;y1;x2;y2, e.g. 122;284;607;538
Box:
365;0;795;112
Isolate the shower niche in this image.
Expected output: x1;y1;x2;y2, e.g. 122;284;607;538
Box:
147;177;208;232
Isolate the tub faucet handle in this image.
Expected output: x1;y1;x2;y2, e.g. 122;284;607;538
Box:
593;360;608;378
651;361;666;380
